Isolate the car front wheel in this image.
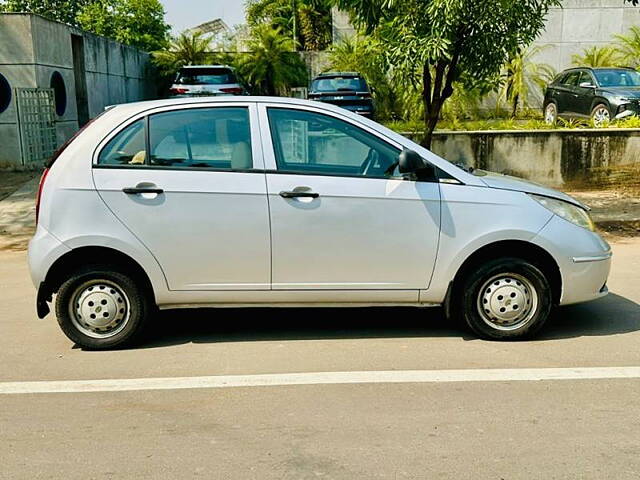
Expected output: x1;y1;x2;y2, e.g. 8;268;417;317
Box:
55;265;152;349
591;104;611;126
460;257;552;340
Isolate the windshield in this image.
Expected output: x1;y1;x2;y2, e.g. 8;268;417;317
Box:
312;76;368;93
175;68;237;85
593;69;640;87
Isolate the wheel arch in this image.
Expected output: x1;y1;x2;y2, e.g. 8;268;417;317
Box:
44;246;156;304
446;240;562;313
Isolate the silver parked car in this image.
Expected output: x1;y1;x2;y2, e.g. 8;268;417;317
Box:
169;65;245;97
29;97;612;349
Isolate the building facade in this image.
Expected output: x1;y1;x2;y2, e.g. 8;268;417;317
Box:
0;13;156;168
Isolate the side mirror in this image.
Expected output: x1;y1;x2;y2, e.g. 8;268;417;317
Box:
579;82;595;89
398;149;436;181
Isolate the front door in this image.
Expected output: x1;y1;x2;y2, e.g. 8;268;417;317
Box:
260;105;441;291
92;104;271;291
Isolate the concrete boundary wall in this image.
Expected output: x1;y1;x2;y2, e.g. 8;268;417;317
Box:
402;129;640;189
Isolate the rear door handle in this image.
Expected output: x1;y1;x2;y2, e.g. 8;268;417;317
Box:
123;187;164;195
279;190;319;199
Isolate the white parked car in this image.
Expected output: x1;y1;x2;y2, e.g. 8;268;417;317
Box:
29;97;612;349
169;65;245;97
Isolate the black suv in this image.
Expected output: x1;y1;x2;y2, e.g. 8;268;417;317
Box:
543;67;640;125
308;72;374;118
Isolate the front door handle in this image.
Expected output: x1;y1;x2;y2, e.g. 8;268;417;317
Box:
279;190;319;199
123;186;164;195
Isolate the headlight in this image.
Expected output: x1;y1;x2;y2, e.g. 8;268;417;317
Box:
529;194;595;231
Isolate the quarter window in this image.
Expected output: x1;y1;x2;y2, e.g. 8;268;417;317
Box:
149;107;252;169
267;108;400;178
98;119;146;165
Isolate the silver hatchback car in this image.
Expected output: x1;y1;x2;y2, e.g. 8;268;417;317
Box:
29;97;612;349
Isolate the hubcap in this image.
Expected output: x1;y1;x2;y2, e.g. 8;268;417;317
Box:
593;107;610;125
477;273;538;331
69;280;130;338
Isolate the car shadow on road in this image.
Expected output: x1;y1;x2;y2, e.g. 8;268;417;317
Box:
134;293;640;349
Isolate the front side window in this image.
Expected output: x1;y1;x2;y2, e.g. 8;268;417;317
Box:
267;108;399;178
563;71;581;87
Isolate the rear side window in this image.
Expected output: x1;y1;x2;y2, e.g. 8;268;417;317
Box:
98;119;146;165
149;108;252;169
98;107;253;170
175;68;237;85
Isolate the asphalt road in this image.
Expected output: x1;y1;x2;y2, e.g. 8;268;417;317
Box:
1;239;639;479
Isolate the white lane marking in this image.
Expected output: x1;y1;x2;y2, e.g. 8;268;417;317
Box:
1;367;640;395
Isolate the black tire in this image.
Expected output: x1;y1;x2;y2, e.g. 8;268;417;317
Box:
55;265;153;349
458;257;552;340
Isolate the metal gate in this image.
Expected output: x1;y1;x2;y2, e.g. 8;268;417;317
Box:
15;88;58;165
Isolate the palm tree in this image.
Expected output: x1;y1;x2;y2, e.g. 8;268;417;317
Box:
571;45;623;68
152;31;212;74
614;26;640;68
235;25;308;95
499;46;556;117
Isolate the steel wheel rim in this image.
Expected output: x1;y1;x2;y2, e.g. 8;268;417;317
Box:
476;273;538;331
545;104;556;124
593;107;610;125
69;279;131;339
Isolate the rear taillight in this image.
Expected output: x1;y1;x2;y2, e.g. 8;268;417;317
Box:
357;92;372;98
169;87;188;95
35;167;49;224
219;87;244;95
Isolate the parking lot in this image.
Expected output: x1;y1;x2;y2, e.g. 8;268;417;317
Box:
1;239;640;479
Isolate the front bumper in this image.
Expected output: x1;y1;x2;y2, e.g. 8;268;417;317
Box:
533;215;612;305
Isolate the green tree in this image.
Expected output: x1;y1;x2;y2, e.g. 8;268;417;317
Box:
571;45;623;68
245;0;332;51
235;24;308;95
151;31;213;75
614;26;640;68
76;0;169;52
499;46;555;117
334;0;561;148
0;0;88;25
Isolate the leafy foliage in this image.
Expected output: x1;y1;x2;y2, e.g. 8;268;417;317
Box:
571;45;624;68
152;30;213;75
614;26;640;68
234;24;308;95
0;0;88;25
334;0;562;147
327;36;399;119
499;46;555;117
245;0;332;51
76;0;169;52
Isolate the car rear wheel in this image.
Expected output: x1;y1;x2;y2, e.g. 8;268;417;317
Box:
591;104;611;126
544;103;558;125
459;257;552;340
55;265;152;349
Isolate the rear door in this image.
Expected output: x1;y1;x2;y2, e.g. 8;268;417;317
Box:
92;103;271;291
258;103;441;295
555;71;581;115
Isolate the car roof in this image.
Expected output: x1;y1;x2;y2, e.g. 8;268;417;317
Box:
560;66;635;73
179;65;233;70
